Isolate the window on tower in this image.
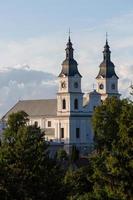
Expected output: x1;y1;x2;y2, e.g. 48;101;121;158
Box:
62;99;66;109
48;121;51;127
76;128;80;139
99;84;104;89
74;99;78;109
61;128;64;138
111;83;115;90
74;82;78;88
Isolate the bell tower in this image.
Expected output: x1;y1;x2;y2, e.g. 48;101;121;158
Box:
56;36;91;152
96;38;120;100
57;36;83;116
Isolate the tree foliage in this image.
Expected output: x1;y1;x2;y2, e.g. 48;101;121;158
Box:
71;145;79;162
0;96;133;200
56;148;68;161
64;97;133;200
64;166;93;200
0;111;65;200
90;97;133;199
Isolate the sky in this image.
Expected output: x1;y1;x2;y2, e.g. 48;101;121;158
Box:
0;0;133;116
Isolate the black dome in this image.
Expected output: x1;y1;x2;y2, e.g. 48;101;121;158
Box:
96;60;118;78
58;37;82;77
96;40;119;79
59;58;81;77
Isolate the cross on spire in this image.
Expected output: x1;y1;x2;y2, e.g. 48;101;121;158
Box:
65;28;73;59
69;28;71;38
106;32;108;42
68;28;72;43
103;32;111;61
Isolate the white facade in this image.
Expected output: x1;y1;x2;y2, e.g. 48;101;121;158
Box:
96;76;120;100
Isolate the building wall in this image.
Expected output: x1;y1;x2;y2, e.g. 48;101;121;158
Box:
106;76;118;94
69;117;93;144
57;93;83;116
54;118;70;143
96;76;119;100
58;76;81;94
54;116;93;145
84;92;101;112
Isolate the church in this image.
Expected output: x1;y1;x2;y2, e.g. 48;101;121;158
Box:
2;36;120;153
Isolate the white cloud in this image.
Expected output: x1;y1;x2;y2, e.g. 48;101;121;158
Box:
0;68;57;117
0;36;63;75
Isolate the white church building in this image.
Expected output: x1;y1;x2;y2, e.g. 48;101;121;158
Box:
2;36;120;153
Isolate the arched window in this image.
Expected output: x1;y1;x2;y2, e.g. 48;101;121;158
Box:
62;99;66;109
34;121;38;127
61;128;64;138
76;128;80;139
74;99;78;109
48;121;51;127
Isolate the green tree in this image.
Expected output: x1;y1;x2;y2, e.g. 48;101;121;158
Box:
7;111;29;132
64;166;93;200
68;97;133;200
0;111;65;200
71;145;79;162
56;148;68;161
90;97;133;200
92;97;123;152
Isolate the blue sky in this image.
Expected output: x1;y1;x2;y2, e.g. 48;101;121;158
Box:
0;0;133;39
0;0;133;116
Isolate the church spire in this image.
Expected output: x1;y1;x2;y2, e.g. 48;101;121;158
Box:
65;35;74;59
96;36;118;79
103;36;111;61
58;36;82;77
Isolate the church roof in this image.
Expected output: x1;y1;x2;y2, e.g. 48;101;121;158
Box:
2;99;57;120
96;40;119;79
59;58;81;77
96;60;118;78
58;36;82;77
